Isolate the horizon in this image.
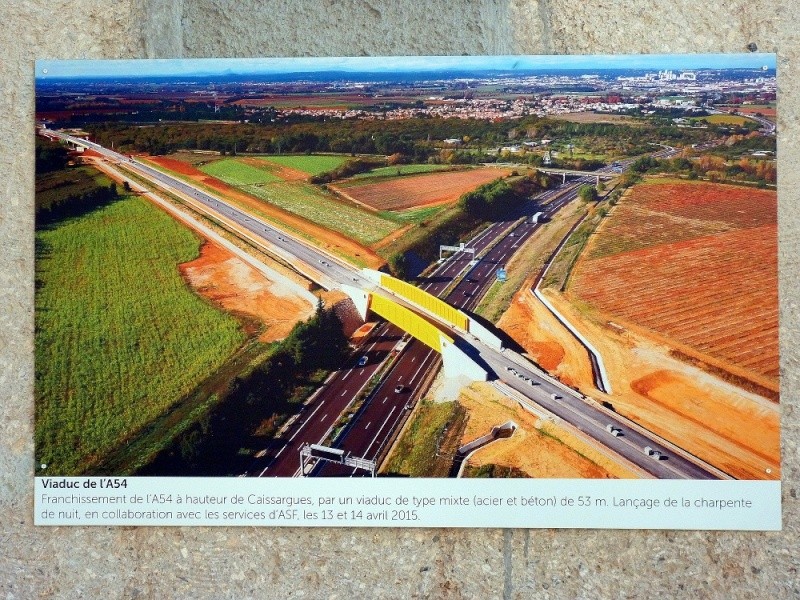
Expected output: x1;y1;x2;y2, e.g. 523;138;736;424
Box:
36;53;777;81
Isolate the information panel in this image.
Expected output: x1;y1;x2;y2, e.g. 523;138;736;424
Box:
36;479;781;530
34;52;780;530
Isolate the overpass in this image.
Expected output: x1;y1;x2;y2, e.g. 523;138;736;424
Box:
536;167;618;184
342;275;489;385
43;129;728;479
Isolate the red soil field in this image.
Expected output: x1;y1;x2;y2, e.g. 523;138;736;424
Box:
731;106;777;118
333;167;511;211
587;181;776;260
572;180;778;386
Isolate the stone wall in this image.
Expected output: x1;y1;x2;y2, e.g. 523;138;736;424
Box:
2;1;797;597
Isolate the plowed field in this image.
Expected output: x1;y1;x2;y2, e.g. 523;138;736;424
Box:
334;167;511;211
572;180;778;386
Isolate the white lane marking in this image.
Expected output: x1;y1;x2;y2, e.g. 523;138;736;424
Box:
408;349;436;385
261;395;330;471
363;406;396;456
341;389;348;397
365;422;371;430
341;370;351;380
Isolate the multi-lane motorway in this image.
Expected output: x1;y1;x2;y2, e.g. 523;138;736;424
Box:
309;148;725;480
46;129;724;479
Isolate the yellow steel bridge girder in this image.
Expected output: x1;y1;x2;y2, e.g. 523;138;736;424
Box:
379;274;468;331
369;294;452;353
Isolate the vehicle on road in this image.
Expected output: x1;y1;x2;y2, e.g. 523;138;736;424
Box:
550;392;562;400
394;384;406;393
358;355;368;366
643;445;663;459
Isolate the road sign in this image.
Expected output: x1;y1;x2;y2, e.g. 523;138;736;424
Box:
496;268;507;282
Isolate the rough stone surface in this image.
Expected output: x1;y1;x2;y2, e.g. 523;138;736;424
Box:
1;1;798;597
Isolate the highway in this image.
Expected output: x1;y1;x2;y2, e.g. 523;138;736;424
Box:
261;221;514;477
313;148;718;479
46;129;723;479
252;321;403;477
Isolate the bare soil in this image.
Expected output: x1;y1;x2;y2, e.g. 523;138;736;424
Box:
181;241;315;342
332;167;512;211
573;180;778;386
499;282;780;480
458;384;616;478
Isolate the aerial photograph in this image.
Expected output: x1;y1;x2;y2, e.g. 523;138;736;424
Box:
34;54;778;481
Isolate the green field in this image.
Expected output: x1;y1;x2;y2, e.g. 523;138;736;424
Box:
138;156;399;256
255;154;347;176
199;158;282;185
187;155;399;244
349;163;455;180
380;205;444;225
35;195;245;475
242;181;399;244
693;114;755;127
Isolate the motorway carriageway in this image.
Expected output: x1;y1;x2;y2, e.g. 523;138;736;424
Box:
259;217;517;477
43;130;374;293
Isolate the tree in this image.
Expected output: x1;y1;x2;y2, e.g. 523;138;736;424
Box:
578;185;598;203
388;252;408;280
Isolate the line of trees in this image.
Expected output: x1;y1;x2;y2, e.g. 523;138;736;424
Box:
35;137;70;173
628;152;776;185
82;114;715;160
36;182;119;227
310;157;386;184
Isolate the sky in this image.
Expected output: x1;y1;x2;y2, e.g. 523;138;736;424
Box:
36;53;776;80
